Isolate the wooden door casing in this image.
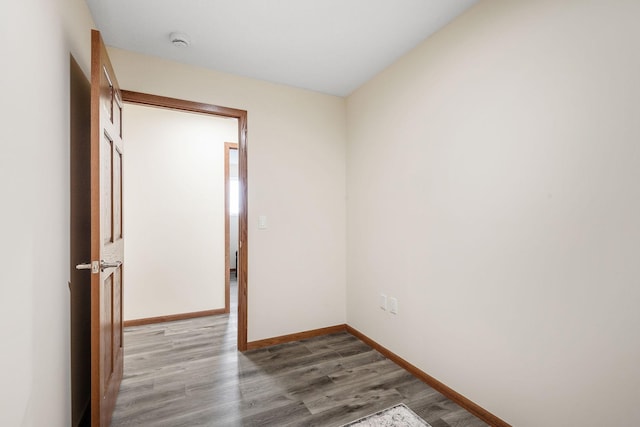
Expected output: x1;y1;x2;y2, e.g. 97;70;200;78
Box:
120;90;248;351
91;29;124;427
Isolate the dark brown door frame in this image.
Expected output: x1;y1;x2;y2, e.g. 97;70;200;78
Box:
120;90;249;351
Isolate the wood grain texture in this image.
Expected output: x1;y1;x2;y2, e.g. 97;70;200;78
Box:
246;325;348;351
346;326;511;427
111;281;489;427
123;309;227;328
236;114;248;352
120;90;245;118
120;90;249;352
91;29;124;427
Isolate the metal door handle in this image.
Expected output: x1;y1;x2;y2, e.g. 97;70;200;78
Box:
75;260;121;273
76;260;100;274
100;260;122;271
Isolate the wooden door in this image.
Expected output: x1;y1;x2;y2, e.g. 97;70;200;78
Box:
90;29;124;426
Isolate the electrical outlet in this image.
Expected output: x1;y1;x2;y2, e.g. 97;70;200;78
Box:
389;297;398;314
379;294;387;310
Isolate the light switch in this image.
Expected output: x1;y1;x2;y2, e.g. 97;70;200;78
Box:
379;294;387;310
258;215;267;229
389;297;398;315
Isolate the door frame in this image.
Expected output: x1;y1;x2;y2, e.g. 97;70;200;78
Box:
121;90;249;351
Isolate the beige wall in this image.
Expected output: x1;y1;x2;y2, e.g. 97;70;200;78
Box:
0;0;95;425
346;0;640;426
123;104;238;320
108;48;348;341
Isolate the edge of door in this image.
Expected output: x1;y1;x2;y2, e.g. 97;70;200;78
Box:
69;53;92;427
120;90;249;351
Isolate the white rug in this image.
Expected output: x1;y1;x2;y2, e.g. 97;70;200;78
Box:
341;403;432;427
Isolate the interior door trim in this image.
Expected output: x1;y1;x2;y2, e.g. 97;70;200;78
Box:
120;90;249;351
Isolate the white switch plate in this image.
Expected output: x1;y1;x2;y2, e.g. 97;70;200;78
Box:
389;297;398;314
258;215;267;229
379;294;387;310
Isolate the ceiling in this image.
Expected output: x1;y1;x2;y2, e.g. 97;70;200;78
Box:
85;0;478;96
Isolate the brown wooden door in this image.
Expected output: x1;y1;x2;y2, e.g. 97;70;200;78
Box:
90;29;124;427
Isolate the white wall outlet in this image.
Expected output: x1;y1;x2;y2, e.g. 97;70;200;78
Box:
379;294;387;310
389;297;398;314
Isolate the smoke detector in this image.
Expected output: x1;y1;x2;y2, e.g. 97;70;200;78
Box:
170;32;190;48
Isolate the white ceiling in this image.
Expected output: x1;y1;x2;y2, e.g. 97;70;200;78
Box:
85;0;478;96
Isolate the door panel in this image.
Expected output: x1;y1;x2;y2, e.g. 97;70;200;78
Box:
114;148;123;239
102;135;113;244
102;274;113;384
91;29;124;427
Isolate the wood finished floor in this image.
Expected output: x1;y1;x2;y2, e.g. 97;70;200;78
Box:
111;281;487;426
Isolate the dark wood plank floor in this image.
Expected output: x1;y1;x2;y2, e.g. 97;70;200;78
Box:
111;280;487;426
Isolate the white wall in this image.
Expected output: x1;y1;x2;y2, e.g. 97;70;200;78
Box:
108;48;347;341
229;214;239;273
229;154;240;271
0;0;95;425
346;1;640;426
123;104;237;320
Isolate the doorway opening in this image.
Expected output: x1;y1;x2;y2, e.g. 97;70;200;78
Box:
225;142;239;313
121;90;249;351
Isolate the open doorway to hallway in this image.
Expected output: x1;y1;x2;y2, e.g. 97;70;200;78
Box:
225;143;239;313
119;90;249;351
123;103;237;323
